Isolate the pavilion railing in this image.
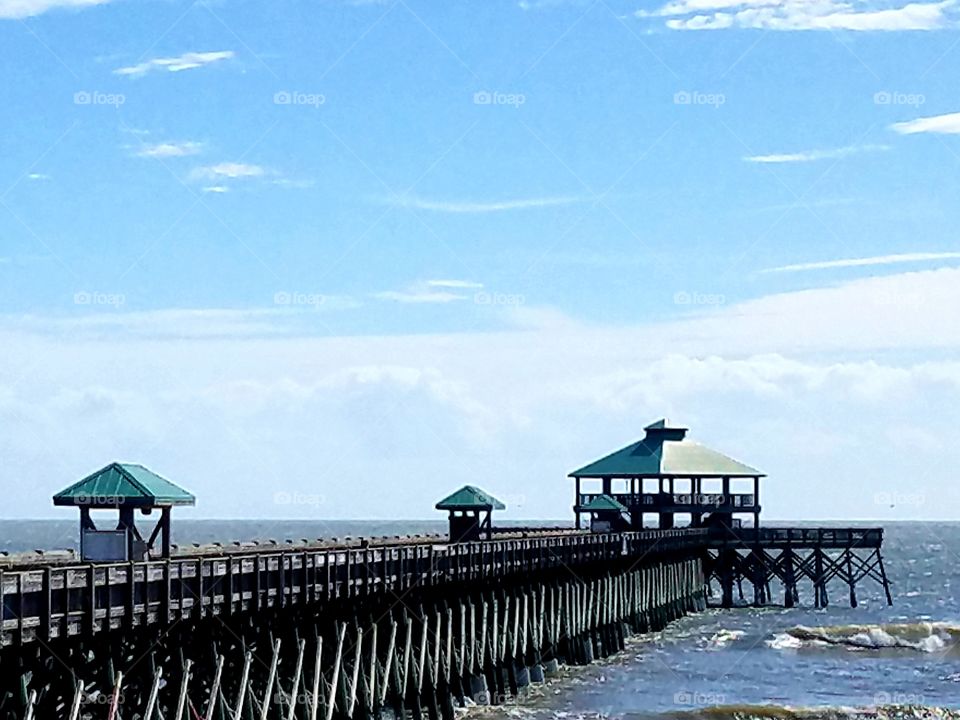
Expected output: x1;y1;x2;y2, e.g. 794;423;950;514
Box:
577;492;758;511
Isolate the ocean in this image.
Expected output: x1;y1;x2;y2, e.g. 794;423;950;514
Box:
4;520;959;718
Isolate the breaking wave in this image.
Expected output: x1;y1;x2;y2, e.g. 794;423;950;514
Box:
772;622;960;653
660;704;960;719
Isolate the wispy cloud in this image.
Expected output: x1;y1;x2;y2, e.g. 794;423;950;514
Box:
425;279;484;289
0;0;112;19
27;173;50;181
192;162;266;181
639;0;954;31
890;111;960;135
136;141;203;158
387;194;589;213
375;279;484;304
745;144;889;163
203;185;229;194
762;252;960;273
114;50;235;77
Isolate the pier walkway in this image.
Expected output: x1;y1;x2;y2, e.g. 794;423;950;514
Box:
0;525;884;648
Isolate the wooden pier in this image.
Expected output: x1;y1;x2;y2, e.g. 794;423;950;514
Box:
0;419;892;720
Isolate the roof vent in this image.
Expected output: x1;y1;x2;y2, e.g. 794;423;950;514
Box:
643;418;688;441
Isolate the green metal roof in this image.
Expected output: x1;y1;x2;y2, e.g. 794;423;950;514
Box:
580;494;627;513
570;419;764;479
435;485;506;511
53;463;196;507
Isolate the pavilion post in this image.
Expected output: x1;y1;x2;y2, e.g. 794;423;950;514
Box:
574;477;581;530
161;507;172;559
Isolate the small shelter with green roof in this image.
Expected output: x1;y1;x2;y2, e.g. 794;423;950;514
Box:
53;462;195;561
435;485;505;542
570;419;764;531
580;494;629;533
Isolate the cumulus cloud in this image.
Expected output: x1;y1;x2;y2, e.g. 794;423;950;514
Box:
890;111;960;134
640;0;955;31
7;267;960;519
114;50;234;77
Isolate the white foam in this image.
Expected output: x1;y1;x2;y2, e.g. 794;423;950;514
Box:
766;632;803;650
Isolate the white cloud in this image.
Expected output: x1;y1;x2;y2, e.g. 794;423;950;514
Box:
890;111;960;135
27;173;50;180
745;144;888;163
136;141;203;159
642;0;955;31
0;0;111;19
387;194;589;213
426;279;484;289
763;252;960;273
6;267;960;519
192;162;266;181
203;185;229;194
374;279;485;303
375;290;470;304
114;50;235;77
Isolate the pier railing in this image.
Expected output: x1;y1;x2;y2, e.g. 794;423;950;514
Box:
705;526;884;549
0;527;707;647
577;492;759;512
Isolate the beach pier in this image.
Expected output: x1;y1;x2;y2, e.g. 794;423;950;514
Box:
0;419;892;719
0;530;708;720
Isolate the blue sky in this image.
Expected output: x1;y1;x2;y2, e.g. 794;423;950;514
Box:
2;0;960;522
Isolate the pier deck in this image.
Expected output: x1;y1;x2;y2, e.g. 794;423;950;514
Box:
0;525;883;648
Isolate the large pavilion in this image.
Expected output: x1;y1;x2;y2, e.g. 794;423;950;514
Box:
570;419;764;530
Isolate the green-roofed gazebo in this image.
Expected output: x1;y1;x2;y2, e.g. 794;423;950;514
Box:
570;419;765;531
54;462;196;561
580;494;629;533
435;485;505;542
